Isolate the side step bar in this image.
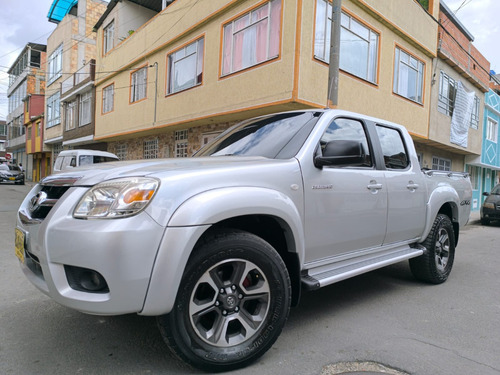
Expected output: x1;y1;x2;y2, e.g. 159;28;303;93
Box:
301;246;424;291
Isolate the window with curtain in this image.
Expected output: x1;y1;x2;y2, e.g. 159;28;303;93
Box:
102;84;114;114
130;66;147;103
79;92;92;126
486;117;498;142
168;37;204;94
314;0;379;84
65;100;76;131
393;47;424;104
222;0;281;76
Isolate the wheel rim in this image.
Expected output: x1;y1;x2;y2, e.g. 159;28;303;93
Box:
434;228;450;272
189;258;270;348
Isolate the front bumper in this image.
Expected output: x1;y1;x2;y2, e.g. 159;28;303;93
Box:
16;185;167;315
481;207;500;221
0;174;23;183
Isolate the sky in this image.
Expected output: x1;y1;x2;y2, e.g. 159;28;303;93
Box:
0;0;499;122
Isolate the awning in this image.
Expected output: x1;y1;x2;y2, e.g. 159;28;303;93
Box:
47;0;78;24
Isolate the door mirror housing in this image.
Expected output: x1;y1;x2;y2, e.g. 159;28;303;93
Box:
314;140;367;168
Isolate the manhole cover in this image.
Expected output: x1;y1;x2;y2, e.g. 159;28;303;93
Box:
322;361;409;375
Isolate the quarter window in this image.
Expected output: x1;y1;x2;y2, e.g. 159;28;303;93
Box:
393;47;424;104
222;0;281;76
130;66;148;103
314;0;379;84
168;38;204;94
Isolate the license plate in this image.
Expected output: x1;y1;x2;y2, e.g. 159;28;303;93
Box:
15;228;25;263
9;177;15;181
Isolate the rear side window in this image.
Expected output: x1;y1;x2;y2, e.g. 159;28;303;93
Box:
376;125;409;169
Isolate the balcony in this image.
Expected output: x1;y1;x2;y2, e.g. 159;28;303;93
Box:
61;60;95;98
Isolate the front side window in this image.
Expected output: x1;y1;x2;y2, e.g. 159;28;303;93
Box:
432;156;451;171
48;44;63;85
79;92;92;126
102;84;114;114
393;47;424;104
438;71;456;116
130;66;148;103
65;100;77;131
168;38;204;94
46;92;61;128
314;1;379;84
222;0;281;76
376;125;409;169
486;117;498;142
104;21;115;54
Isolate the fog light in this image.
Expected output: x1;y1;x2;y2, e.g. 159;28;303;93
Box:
65;265;109;293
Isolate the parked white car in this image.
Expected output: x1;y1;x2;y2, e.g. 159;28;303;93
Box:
16;109;472;372
53;149;119;172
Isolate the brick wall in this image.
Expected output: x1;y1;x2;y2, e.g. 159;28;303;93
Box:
438;11;490;89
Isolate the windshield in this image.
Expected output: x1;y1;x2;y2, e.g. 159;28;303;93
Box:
491;185;500;195
195;112;321;159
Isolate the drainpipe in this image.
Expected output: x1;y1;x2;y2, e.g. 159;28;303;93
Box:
327;0;342;108
153;62;158;124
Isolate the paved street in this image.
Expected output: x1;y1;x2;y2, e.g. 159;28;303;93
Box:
1;183;499;375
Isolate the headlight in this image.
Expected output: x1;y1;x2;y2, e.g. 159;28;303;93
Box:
74;177;159;219
483;202;495;209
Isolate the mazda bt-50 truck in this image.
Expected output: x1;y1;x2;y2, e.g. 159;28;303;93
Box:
15;109;472;372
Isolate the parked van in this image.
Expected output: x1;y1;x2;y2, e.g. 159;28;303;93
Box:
53;150;119;172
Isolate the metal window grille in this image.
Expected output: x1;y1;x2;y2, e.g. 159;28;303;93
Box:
115;144;128;160
144;138;159;159
432;156;451;171
175;130;188;158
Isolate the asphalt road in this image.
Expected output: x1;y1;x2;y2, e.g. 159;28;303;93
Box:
1;182;499;375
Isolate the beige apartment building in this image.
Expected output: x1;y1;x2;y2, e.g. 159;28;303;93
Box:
93;0;439;160
44;0;107;163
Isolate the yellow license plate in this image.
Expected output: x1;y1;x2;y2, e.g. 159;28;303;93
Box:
9;177;15;181
15;228;25;263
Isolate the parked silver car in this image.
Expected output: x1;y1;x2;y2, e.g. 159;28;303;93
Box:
0;164;24;185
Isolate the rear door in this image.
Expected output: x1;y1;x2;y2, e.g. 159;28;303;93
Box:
375;125;426;244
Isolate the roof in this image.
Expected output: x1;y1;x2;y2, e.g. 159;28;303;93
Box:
47;0;78;23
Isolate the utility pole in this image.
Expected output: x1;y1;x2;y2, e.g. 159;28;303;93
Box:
327;0;342;108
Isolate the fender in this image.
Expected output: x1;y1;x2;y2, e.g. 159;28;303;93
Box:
141;187;305;316
421;185;459;241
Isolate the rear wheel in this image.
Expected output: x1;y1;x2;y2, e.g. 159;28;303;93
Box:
157;230;291;372
410;214;455;284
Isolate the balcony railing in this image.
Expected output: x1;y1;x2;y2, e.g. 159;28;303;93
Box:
61;60;95;96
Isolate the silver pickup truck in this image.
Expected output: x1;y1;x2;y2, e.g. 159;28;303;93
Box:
15;109;472;371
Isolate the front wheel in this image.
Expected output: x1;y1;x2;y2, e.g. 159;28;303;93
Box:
157;230;291;372
410;214;455;284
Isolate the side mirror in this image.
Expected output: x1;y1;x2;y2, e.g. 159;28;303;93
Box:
483;192;490;197
314;140;367;168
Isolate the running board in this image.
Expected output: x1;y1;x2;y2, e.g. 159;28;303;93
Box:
301;246;424;291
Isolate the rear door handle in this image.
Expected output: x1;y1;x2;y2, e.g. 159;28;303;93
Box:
407;181;419;192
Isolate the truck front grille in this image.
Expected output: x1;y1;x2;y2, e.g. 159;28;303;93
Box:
29;185;70;220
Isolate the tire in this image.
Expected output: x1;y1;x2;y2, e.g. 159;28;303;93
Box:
157;229;291;372
410;214;455;284
481;217;490;225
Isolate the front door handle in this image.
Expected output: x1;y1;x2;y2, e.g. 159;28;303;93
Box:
367;181;383;193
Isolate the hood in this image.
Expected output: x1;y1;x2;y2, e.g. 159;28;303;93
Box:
41;156;270;186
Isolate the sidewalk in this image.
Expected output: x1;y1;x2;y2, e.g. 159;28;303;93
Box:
468;210;481;225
